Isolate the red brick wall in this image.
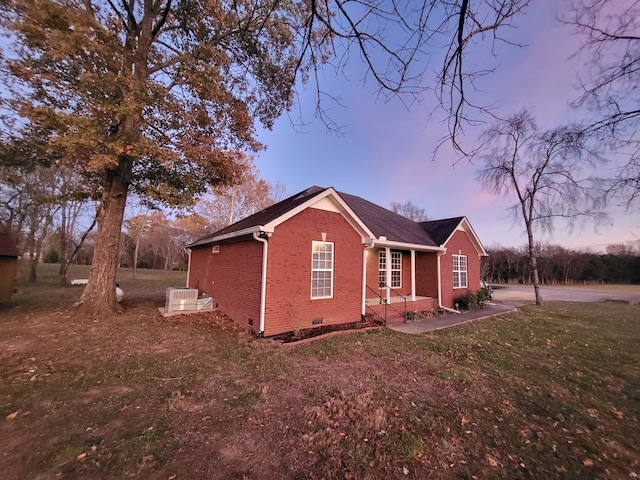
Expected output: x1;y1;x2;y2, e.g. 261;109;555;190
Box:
440;230;482;307
188;240;262;331
415;252;439;299
264;208;364;336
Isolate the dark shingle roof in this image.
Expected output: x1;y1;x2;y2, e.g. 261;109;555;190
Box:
190;186;327;247
420;217;465;245
338;192;439;246
189;186;464;249
0;233;20;257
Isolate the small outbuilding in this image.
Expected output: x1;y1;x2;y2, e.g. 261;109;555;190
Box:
0;232;21;303
187;186;487;337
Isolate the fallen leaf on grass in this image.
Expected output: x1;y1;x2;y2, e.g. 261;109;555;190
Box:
610;407;624;419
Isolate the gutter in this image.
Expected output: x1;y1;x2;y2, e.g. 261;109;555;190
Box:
371;238;446;253
253;232;269;336
190;225;274;248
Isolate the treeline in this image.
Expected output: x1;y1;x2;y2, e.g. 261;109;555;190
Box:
483;243;640;285
2;152;283;283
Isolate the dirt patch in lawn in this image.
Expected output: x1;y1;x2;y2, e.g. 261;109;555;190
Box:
1;268;639;479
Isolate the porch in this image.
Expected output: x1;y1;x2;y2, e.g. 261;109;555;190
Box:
364;286;438;326
362;245;441;326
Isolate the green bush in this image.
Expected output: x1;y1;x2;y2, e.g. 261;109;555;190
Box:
454;289;489;311
43;249;59;264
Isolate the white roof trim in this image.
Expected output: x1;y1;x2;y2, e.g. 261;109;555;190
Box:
372;239;446;253
440;217;488;257
190;225;274;247
263;187;374;239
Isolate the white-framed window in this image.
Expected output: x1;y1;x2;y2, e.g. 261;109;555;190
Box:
453;254;468;288
379;250;402;288
311;241;333;299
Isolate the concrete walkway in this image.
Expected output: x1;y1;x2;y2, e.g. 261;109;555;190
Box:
388;303;517;334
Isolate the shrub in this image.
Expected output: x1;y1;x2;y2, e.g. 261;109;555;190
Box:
43;249;59;264
454;289;488;311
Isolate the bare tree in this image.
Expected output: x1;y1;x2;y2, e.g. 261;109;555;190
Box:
565;0;640;206
390;200;429;221
477;110;604;305
0;0;531;314
198;155;285;230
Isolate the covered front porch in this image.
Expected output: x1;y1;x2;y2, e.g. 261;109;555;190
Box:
364;292;439;326
361;242;443;326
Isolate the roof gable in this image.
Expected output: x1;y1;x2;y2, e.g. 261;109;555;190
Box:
189;186;372;247
421;217;487;256
420;217;465;245
189;186;485;255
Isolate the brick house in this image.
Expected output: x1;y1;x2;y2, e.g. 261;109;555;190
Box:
187;186;487;337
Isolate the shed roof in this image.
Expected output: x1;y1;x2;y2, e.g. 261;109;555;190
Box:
0;233;21;257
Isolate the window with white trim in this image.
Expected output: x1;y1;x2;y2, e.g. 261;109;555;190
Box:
453;254;468;288
378;250;402;288
311;241;333;299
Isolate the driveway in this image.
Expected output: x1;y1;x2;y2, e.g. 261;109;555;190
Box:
492;284;640;306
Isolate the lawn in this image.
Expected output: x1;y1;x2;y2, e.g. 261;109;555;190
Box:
1;265;638;479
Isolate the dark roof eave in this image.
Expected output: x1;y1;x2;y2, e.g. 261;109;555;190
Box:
188;225;273;248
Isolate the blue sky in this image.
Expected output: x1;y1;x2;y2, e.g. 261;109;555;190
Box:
253;1;638;252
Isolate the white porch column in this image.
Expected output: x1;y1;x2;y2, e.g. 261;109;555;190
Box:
385;246;391;304
411;250;416;301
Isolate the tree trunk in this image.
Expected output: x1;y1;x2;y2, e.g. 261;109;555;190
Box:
77;160;131;315
526;222;543;306
133;233;140;279
59;203;68;286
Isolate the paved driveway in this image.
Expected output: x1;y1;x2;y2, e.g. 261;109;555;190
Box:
492;284;640;306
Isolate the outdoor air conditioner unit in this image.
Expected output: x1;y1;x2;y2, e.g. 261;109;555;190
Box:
165;288;199;312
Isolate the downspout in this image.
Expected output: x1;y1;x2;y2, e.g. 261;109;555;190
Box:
437;251;459;314
253;232;269;336
185;249;192;288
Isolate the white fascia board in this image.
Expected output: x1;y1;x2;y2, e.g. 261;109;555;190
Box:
372;239;446;253
441;217;488;257
262;187;374;239
190;225;274;248
463;217;489;257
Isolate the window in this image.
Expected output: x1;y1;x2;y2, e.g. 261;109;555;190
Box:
453;254;468;288
379;250;402;288
311;241;333;299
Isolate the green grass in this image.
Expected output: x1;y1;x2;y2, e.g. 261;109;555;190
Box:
1;269;639;479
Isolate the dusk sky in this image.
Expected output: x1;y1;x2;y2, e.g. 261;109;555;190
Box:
253;1;638;252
